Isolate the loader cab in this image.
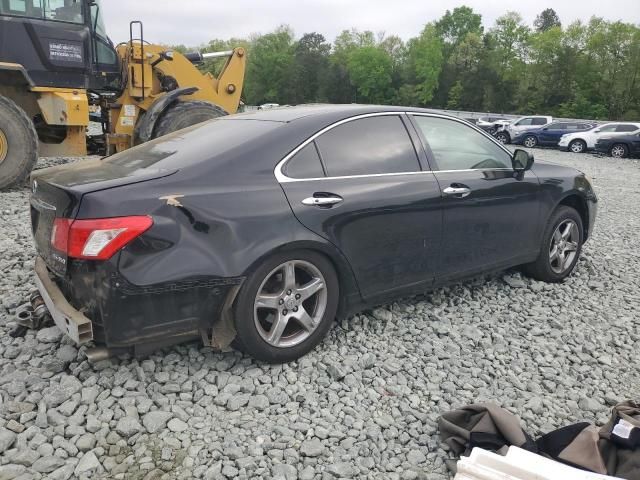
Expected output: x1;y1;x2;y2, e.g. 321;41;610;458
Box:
0;0;120;90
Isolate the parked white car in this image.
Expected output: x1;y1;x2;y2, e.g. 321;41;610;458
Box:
558;122;640;153
495;116;553;144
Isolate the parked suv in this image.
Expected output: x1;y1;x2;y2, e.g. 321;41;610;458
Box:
558;122;640;153
511;122;596;148
495;116;552;144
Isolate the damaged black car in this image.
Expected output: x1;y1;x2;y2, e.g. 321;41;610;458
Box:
28;105;597;363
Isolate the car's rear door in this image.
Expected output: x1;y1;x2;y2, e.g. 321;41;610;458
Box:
539;123;566;145
277;113;443;300
615;124;640;135
408;113;541;282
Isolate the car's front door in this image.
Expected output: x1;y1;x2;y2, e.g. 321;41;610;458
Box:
278;113;443;300
409;114;542;282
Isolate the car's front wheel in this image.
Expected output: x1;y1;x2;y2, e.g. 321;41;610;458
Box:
610;143;628;158
522;206;583;283
569;139;586;153
495;131;510;144
233;250;339;363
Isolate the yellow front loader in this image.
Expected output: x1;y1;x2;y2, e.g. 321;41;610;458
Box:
0;2;246;189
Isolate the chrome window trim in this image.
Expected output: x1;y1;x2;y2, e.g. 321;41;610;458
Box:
274;111;515;183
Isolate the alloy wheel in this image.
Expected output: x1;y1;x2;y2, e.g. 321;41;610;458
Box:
570;140;585;153
253;260;327;348
611;145;626;158
549;219;579;274
524;136;537;148
496;133;508;144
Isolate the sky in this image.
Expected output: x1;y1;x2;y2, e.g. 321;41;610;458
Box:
99;0;640;47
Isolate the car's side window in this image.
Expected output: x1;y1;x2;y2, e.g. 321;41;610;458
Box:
516;118;533;126
315;116;420;177
616;124;638;132
600;125;618;133
412;116;512;171
282;142;325;179
532;118;548;125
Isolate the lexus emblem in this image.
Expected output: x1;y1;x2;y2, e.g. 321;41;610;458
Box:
32;180;37;194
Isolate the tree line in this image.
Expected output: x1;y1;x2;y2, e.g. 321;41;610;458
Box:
175;7;640;120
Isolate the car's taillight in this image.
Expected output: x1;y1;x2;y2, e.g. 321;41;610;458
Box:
51;218;73;253
50;216;153;260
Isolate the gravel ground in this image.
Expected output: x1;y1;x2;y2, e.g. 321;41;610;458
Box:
0;148;638;480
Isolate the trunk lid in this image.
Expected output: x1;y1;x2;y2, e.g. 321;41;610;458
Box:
30;159;176;275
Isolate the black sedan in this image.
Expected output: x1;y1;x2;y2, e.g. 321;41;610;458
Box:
29;105;597;363
594;131;640;158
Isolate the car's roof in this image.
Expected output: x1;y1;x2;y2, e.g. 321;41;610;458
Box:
226;104;440;123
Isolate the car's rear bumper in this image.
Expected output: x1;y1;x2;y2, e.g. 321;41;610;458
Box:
34;255;245;349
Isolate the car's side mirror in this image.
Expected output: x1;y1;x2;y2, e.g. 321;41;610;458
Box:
512;149;534;172
594;129;601;133
542;127;548;131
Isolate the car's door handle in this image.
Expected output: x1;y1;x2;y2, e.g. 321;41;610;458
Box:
301;194;343;207
443;186;471;198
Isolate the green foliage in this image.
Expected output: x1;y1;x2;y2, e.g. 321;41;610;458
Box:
407;25;444;105
435;6;483;46
447;81;463;109
347;46;393;103
174;9;640;120
534;8;561;32
243;26;295;105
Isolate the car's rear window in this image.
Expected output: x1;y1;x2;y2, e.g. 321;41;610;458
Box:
103;118;281;171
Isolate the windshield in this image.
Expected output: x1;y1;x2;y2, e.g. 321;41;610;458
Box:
0;0;84;24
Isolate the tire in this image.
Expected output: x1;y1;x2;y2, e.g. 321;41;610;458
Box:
522;206;583;283
523;135;538;148
610;143;628;158
152;100;227;139
495;131;510;144
569;139;586;153
0;95;38;189
233;250;339;363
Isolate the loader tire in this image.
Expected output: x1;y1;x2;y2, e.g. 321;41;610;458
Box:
0;95;38;190
152;100;227;139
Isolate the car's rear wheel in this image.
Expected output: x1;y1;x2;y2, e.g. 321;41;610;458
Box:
522;206;583;283
233;250;339;363
569;139;586;153
523;135;538;148
610;143;628;158
495;131;510;144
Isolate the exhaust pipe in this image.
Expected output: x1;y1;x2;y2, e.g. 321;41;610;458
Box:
85;346;131;362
